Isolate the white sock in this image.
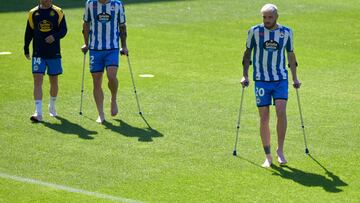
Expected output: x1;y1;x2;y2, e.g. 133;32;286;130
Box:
35;100;42;115
50;96;56;108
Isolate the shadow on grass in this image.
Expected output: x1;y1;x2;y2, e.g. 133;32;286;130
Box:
42;116;97;140
103;119;163;142
236;155;348;193
0;0;185;13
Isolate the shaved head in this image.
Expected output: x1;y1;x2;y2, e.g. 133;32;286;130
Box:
261;4;278;30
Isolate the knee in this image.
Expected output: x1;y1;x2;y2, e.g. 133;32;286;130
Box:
108;75;118;83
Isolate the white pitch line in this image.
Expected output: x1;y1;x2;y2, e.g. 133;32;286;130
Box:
0;52;12;55
0;172;144;203
139;74;154;78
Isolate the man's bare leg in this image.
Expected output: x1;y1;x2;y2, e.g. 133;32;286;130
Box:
275;99;288;164
92;72;105;123
107;66;118;116
259;106;272;167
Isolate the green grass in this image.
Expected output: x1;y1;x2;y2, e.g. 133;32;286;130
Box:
1;0;360;202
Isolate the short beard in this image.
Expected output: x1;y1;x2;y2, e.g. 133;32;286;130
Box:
265;22;277;30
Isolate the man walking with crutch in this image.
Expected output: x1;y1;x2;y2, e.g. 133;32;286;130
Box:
241;4;301;167
81;0;128;123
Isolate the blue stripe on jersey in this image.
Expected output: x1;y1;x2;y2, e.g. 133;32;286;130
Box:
101;4;107;49
121;4;126;23
110;1;115;49
87;7;91;22
251;34;256;49
267;31;275;81
93;1;99;49
277;27;285;77
258;26;265;81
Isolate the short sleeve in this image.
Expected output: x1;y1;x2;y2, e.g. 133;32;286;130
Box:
285;29;294;52
83;1;91;22
246;28;255;49
118;3;126;24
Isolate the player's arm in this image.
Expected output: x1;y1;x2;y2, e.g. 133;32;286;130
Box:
81;22;90;54
119;3;128;55
241;48;252;87
119;23;128;55
45;9;67;44
53;15;67;40
24;19;33;60
241;28;255;87
81;2;91;54
286;29;301;88
288;51;301;88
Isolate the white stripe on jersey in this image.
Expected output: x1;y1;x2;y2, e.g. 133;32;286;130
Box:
97;4;102;50
272;31;280;81
262;29;270;81
279;56;287;80
254;29;261;81
105;3;111;49
279;33;287;79
113;2;119;49
288;30;294;52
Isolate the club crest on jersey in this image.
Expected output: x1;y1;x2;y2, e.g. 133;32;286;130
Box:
111;5;115;11
34;12;40;16
97;12;111;23
38;20;53;32
50;11;55;16
279;32;285;38
263;40;279;52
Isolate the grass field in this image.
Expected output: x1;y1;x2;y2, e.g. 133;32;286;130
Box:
1;0;360;202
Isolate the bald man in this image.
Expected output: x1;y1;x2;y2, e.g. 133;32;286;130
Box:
241;4;301;167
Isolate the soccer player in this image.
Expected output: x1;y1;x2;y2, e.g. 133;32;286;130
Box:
24;0;67;122
81;0;128;124
240;4;301;167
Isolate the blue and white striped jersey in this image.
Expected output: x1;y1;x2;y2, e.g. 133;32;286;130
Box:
246;24;294;81
83;0;126;50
